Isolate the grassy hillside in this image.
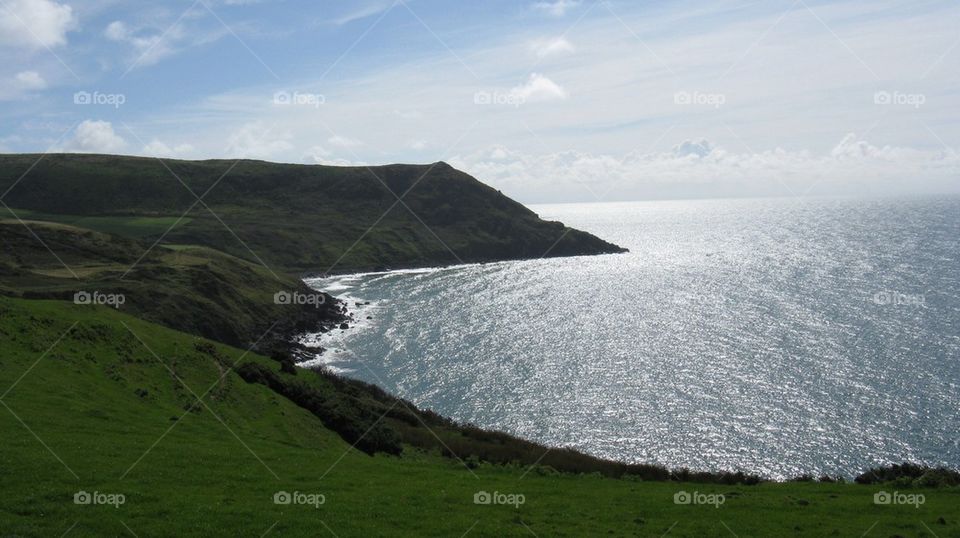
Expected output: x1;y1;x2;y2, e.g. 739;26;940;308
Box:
0;154;626;273
0;219;344;350
2;296;958;537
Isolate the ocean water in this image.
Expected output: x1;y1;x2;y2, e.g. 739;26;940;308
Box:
302;196;960;479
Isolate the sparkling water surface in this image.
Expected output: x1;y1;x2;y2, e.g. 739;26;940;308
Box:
303;196;960;479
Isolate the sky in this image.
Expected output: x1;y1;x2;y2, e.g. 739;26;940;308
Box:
0;0;958;203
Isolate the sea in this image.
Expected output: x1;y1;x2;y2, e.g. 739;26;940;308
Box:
300;195;960;479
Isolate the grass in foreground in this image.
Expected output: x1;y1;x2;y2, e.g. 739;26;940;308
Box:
1;296;958;537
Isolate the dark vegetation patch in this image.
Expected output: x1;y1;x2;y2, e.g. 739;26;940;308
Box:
855;463;960;487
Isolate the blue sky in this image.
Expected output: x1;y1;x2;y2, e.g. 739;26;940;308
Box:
1;0;958;202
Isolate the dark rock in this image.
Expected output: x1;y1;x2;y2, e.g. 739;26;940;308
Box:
339;322;349;330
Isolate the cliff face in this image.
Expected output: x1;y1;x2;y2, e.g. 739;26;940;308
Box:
0;154;626;273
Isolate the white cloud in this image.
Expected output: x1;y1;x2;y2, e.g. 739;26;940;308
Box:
302;145;365;166
105;19;188;67
104;20;129;41
304;145;331;159
408;140;428;150
1;70;47;99
673;139;712;158
533;0;580;17
62;120;128;154
327;135;362;148
531;37;574;58
510;73;568;102
104;14;228;68
332;2;393;25
225;122;293;159
0;0;74;49
104;19;182;67
15;71;47;90
449;135;960;203
142;139;195;158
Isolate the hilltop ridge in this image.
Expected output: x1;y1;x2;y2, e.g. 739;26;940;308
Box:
0;153;626;274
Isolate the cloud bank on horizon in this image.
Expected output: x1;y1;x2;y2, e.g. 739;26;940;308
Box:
0;0;957;203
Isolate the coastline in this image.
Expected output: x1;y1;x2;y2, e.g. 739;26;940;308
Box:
286;241;949;481
292;254;622;369
297;247;629;280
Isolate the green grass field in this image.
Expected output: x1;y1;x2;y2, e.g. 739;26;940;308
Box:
1;296;958;537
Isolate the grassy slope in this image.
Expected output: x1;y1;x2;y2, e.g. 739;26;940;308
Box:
0;154;626;273
1;296;958;537
0;219;343;349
